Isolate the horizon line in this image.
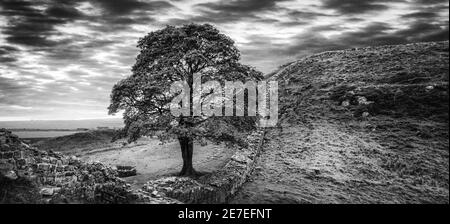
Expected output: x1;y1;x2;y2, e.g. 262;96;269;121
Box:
0;117;123;122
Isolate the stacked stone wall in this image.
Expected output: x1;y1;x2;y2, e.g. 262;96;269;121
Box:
143;129;266;203
0;128;178;204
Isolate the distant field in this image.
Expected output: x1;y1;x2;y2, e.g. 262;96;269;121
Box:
0;118;123;130
0;118;124;139
12;131;83;139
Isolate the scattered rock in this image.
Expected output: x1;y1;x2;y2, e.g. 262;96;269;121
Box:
39;187;60;196
362;112;370;118
357;96;373;105
341;100;350;107
231;153;250;164
3;170;18;180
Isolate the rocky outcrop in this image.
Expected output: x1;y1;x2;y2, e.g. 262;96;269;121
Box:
0;128;178;204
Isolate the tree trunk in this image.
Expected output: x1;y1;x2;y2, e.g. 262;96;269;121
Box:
178;136;197;176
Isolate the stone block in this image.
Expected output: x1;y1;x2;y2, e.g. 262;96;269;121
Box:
40;187;61;197
60;157;69;165
64;165;75;171
48;164;56;171
2;151;13;159
0;144;10;151
38;163;50;171
55;176;64;184
56;165;64;172
116;165;137;178
16;158;26;167
64;171;75;176
13;150;23;159
49;157;58;164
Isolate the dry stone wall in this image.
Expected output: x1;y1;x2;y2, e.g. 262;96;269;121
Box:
0;128;178;204
1;127;265;204
142;129;266;204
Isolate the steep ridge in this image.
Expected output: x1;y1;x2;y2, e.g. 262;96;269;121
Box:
231;41;449;203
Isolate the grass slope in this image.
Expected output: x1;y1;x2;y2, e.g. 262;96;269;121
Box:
232;41;449;204
35;130;118;153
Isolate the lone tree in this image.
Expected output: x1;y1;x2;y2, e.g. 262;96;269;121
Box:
108;24;263;176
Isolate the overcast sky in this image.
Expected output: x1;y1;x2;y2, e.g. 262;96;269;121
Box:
0;0;448;121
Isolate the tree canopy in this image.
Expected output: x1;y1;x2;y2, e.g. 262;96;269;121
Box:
108;24;263;176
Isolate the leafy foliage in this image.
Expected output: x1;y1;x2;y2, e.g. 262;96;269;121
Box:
108;24;263;145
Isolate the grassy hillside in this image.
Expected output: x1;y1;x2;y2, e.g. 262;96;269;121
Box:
35;130;119;153
232;41;449;204
274;41;448;121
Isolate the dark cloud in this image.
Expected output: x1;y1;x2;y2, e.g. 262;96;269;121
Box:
45;5;84;19
287;10;331;20
184;0;289;23
396;22;449;42
276;9;335;27
0;0;37;16
0;0;172;47
196;0;287;13
402;11;440;19
280;21;449;58
0;57;17;63
0;0;79;47
321;0;393;14
400;2;448;22
321;0;448;15
0;46;19;63
413;0;449;5
92;0;149;15
0;46;19;54
167;14;257;25
92;0;173;15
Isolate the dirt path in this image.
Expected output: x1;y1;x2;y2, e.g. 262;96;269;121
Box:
230;121;449;204
80;138;235;189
